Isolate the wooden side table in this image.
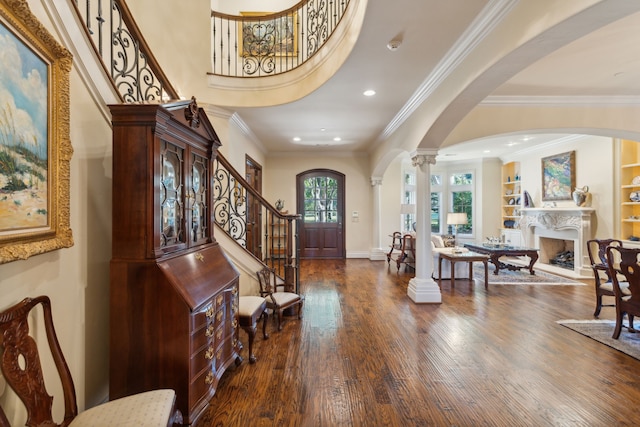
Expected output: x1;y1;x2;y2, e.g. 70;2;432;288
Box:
438;250;490;289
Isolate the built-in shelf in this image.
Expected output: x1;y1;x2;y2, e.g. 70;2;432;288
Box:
500;161;522;246
620;140;640;241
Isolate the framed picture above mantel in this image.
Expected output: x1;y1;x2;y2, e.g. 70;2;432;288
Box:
0;0;73;263
541;151;576;201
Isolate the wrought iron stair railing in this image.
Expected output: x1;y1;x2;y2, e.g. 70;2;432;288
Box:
213;154;300;291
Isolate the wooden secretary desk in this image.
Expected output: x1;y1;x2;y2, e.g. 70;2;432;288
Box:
109;98;240;425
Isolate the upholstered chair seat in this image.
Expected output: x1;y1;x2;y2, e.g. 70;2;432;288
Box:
238;296;269;363
71;390;176;426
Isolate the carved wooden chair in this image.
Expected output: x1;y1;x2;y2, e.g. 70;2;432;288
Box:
606;246;640;339
587;239;627;316
0;296;182;426
386;232;403;265
256;267;304;331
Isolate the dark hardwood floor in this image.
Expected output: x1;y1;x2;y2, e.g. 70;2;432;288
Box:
196;259;640;426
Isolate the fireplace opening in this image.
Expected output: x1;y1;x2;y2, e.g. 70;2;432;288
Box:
550;250;574;269
539;237;575;270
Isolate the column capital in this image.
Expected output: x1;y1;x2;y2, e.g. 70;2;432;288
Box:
370;177;383;186
410;149;438;168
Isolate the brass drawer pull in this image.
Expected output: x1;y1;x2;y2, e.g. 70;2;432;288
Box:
205;324;215;337
205;346;214;360
205;371;214;385
205;305;214;319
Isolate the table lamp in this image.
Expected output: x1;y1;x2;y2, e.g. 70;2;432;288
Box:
447;212;467;251
400;204;416;232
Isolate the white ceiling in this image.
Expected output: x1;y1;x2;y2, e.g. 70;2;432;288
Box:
230;1;640;160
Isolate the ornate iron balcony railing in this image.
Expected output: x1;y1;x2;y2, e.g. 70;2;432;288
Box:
211;0;350;77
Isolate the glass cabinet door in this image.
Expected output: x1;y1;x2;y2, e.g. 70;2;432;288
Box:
161;140;184;248
190;151;209;245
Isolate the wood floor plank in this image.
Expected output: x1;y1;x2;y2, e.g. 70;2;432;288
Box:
196;259;640;426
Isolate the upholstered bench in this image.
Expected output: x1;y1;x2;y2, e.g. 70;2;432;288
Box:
238;296;269;363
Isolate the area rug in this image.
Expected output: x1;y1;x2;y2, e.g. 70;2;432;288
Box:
557;319;640;361
471;264;586;285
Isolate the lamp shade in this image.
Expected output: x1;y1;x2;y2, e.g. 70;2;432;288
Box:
400;204;416;215
447;212;467;225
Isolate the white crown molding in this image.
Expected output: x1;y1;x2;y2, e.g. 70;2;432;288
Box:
499;134;588;162
378;0;519;142
482;95;640;106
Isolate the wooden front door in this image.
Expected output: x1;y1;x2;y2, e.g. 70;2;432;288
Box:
297;169;345;259
245;155;262;259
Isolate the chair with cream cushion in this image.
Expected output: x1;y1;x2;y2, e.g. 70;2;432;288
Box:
238;296;269;363
256;267;304;331
431;234;469;280
606;246;640;339
587;239;629;317
0;296;181;427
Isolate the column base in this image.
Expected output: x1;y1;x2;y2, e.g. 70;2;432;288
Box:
407;277;442;304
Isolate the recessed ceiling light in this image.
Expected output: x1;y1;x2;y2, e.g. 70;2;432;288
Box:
333;137;342;142
483;150;491;153
363;89;376;97
320;128;326;132
292;137;301;142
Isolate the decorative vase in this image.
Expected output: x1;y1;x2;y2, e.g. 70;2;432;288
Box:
572;186;592;207
275;199;285;211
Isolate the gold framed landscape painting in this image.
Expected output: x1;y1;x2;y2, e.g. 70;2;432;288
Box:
0;0;73;263
240;11;297;57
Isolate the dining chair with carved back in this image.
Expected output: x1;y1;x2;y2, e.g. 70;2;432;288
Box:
0;296;182;426
587;238;627;317
606;246;640;339
256;267;304;331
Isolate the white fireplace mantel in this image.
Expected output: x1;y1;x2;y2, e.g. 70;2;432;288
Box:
520;207;595;277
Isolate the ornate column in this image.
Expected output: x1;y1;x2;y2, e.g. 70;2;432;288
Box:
407;149;441;303
370;177;384;259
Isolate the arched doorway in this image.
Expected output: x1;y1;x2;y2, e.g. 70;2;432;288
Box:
296;169;345;259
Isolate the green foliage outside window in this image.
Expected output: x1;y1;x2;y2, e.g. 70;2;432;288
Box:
303;176;338;223
450;172;473;234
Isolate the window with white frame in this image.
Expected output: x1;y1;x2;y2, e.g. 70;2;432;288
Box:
431;174;442;233
401;167;416;232
449;172;473;234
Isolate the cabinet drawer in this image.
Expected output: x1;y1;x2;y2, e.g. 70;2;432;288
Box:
192;300;216;331
189;367;216;415
191;323;214;355
214;335;236;367
191;340;216;379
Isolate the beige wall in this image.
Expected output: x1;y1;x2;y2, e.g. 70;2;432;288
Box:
264;154;372;257
0;5;113;424
502;135;615;239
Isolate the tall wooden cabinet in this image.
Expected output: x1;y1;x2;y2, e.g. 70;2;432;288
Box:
109;99;240;425
620;139;640;242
